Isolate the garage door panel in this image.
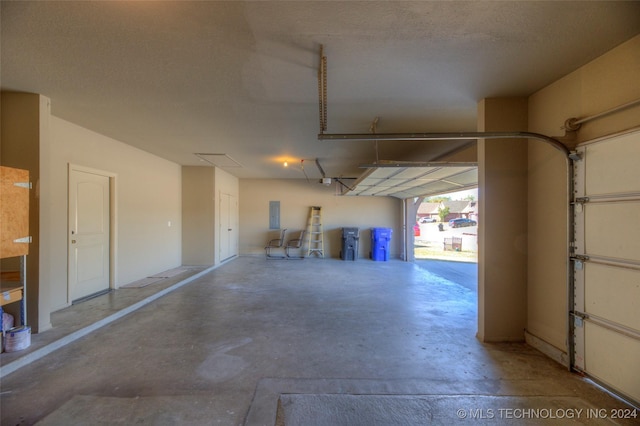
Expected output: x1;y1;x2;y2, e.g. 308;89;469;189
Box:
585;263;640;331
574;129;640;406
584;202;640;261
585;132;640;195
585;322;640;403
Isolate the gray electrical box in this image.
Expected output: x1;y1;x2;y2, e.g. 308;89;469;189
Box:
269;201;280;230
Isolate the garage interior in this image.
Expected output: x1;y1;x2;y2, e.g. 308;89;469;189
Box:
1;1;639;424
1;257;637;425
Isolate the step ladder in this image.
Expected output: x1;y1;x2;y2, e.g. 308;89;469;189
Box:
306;206;324;257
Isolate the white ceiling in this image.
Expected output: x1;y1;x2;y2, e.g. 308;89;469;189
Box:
2;1;639;187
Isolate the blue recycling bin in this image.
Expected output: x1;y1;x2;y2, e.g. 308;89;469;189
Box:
371;227;392;261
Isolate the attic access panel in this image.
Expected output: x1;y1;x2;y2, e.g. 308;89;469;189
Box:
344;165;477;199
194;153;243;168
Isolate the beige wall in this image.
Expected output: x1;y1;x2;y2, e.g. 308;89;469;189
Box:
2;95;181;324
48;117;182;310
239;179;402;259
182;167;215;265
527;35;640;354
182;166;239;266
477;98;529;342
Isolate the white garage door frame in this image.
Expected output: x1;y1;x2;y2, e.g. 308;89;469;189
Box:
570;128;640;407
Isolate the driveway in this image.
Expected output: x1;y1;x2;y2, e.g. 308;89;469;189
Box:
415;222;478;262
414;258;478;293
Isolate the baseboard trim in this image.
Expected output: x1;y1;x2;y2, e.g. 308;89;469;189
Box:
525;330;569;368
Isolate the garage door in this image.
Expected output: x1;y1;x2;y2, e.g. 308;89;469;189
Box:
572;129;640;405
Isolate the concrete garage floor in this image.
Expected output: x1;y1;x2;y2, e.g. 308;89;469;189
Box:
0;257;636;425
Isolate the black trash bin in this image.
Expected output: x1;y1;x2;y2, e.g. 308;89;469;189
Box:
341;227;359;261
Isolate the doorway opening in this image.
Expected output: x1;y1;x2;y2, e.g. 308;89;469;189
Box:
414;188;478;263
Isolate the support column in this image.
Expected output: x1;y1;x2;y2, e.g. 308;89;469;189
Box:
404;198;421;262
182;166;216;266
477;98;528;342
1;92;52;333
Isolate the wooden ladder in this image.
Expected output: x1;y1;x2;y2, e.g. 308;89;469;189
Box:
306;206;324;257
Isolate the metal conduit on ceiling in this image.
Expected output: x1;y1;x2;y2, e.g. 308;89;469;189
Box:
315;46;571;199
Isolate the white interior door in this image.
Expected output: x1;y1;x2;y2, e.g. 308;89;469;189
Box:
573;130;640;405
69;168;110;302
219;192;238;261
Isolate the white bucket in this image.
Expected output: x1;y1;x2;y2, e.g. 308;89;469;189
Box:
2;312;15;332
4;326;31;352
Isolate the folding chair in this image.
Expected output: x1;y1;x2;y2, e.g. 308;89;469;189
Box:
265;229;287;259
285;230;306;259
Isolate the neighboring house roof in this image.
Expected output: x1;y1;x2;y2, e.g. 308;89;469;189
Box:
462;201;477;214
417;202;441;215
441;200;472;214
418;200;477;215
